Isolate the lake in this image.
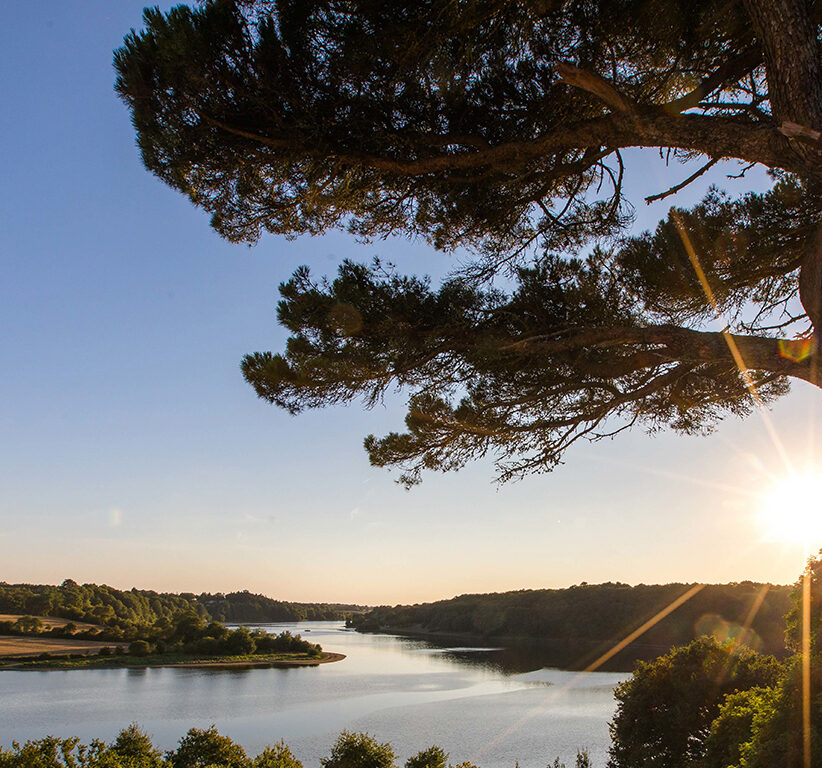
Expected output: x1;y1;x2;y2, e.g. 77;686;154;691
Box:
0;622;628;768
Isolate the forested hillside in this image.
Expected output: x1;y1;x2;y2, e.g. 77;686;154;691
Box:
0;581;363;634
197;592;359;623
351;582;792;657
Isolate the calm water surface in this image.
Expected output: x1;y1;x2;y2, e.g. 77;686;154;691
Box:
0;622;628;768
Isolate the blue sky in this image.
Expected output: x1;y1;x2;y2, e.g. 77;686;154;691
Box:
1;1;818;604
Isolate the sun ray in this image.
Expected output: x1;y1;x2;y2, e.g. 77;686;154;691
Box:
673;214;794;475
803;566;812;768
469;584;706;762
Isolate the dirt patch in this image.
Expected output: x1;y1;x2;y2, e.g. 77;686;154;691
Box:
0;636;124;657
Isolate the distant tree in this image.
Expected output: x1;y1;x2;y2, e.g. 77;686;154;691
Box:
14;615;43;634
608;637;781;768
225;627;256;655
169;727;250;768
26;594;54;616
128;640;151;657
549;753;591;768
254;742;304;768
0;736;88;768
116;0;822;483
405;746;448;768
205;622;230;641
321;732;396;768
172;613;206;644
109;724;164;768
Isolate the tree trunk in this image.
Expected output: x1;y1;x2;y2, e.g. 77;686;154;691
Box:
743;0;822;132
744;0;822;370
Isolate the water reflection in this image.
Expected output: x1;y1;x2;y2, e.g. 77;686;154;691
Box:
369;631;663;675
0;622;628;768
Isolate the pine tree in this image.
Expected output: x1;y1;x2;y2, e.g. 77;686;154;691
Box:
116;0;822;483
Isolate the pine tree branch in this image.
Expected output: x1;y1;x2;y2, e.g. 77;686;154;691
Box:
644;158;719;203
660;46;763;115
202;109;801;179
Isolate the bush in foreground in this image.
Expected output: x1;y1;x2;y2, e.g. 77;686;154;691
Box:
0;727;578;768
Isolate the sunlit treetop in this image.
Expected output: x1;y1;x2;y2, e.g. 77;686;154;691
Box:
116;0;822;484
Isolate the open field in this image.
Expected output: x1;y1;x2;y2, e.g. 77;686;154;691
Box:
0;636;125;658
0;614;101;631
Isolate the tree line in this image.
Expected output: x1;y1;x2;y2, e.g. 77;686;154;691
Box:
0;725;588;768
0;580;363;640
350;581;792;660
0;610;321;662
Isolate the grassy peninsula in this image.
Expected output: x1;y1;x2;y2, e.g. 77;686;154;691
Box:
0;580;355;671
0;648;345;671
0;614;343;670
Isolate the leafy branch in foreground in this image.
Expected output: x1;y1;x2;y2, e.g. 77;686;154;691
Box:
243;180;817;484
116;0;822;483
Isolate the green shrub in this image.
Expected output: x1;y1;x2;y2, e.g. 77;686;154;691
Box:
168;726;250;768
321;732;396;768
405;746;447;768
128;640;151;657
254;742;304;768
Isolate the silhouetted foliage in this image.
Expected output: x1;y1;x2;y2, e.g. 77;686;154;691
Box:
116;0;822;483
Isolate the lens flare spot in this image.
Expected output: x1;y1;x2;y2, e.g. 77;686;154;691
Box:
758;473;822;546
694;613;761;650
778;337;813;362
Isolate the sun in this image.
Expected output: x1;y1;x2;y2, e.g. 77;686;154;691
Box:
758;472;822;547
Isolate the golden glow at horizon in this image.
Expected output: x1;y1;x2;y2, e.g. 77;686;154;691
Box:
758;472;822;547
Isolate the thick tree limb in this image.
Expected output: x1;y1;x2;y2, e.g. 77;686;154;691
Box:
780;121;822;145
555;63;638;114
501;324;818;385
206;111;801;178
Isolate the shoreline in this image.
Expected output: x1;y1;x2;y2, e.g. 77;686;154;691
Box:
161;652;346;669
0;651;346;671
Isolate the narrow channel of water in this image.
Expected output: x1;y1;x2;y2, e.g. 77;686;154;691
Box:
0;622;628;768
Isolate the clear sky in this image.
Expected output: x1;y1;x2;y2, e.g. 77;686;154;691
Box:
1;2;819;605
